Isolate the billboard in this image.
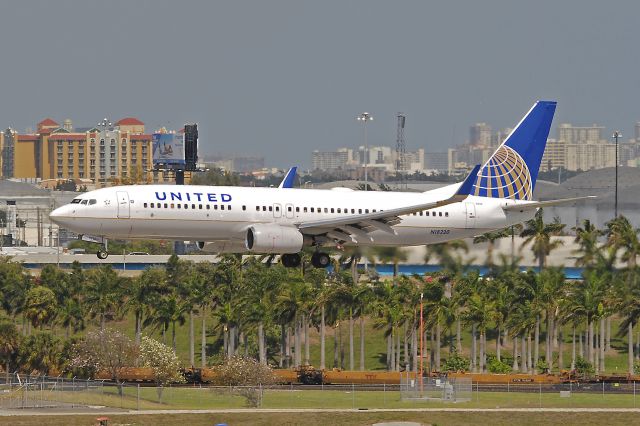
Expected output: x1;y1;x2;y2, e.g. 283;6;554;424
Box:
152;133;185;167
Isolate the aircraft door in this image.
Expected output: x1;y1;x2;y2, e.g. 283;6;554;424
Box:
285;203;295;219
116;191;130;219
273;203;282;218
465;202;476;228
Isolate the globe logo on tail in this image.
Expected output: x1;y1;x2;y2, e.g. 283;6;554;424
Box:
472;145;533;200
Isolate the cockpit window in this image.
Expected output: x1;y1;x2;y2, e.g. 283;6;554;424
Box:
71;199;81;204
89;199;97;205
81;200;88;205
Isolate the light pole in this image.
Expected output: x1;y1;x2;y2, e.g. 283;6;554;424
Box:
97;118;112;185
356;112;373;191
613;131;622;218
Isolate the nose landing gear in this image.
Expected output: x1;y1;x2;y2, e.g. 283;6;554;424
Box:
96;239;109;259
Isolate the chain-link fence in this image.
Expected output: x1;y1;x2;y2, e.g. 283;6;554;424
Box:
4;373;640;411
400;374;472;402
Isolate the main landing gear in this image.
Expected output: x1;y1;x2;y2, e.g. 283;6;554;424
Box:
281;253;301;268
280;252;331;268
311;252;331;269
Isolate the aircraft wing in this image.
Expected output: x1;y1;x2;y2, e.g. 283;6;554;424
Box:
295;165;480;242
278;166;298;189
502;196;597;212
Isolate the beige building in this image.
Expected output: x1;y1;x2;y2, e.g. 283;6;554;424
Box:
541;123;616;172
2;117;171;186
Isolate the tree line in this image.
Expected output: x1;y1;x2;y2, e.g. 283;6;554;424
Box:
1;210;640;378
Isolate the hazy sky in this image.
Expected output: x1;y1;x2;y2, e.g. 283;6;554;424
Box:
1;1;639;168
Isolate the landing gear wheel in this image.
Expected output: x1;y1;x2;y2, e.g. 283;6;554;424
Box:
281;253;302;268
97;250;109;260
311;252;331;268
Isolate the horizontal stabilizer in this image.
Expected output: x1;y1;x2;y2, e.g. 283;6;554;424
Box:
502;196;597;212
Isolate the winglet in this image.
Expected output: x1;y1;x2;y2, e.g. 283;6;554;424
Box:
456;164;481;197
278;166;298;189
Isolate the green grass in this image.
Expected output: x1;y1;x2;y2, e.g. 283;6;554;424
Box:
3;412;640;426
9;385;640;411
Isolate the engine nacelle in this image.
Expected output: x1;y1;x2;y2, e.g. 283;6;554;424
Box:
245;224;305;254
195;240;246;253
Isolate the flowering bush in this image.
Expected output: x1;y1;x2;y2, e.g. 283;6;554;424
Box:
211;356;276;407
139;336;185;386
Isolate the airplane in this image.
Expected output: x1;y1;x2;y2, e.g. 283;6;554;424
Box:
50;100;593;268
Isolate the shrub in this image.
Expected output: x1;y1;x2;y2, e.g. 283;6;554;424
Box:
211;356;277;407
442;351;470;372
574;356;594;377
488;358;512;373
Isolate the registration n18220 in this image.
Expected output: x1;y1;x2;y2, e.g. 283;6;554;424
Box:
431;229;450;235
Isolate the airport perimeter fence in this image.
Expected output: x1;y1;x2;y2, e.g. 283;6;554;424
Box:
5;373;640;410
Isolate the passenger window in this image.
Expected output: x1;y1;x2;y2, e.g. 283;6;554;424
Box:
262;206;267;211
164;203;168;208
228;205;232;210
288;206;292;212
269;206;273;212
420;211;423;216
221;205;225;210
358;209;362;214
351;209;355;213
275;206;279;212
157;204;161;209
243;205;247;211
365;209;369;213
304;207;308;213
214;205;218;210
150;203;155;208
177;204;181;209
337;208;341;213
331;208;334;213
184;204;188;209
199;204;203;210
256;206;260;211
445;212;449;217
89;199;97;205
144;203;148;208
310;208;314;213
192;204;196;209
171;203;175;209
295;207;300;213
439;212;442;217
324;208;328;213
373;209;376;213
206;205;210;210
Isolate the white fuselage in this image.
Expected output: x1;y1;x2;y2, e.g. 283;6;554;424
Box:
49;183;535;252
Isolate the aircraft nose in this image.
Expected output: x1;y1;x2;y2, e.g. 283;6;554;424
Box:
49;206;72;226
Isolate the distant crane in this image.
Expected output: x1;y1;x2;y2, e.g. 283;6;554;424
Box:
395;113;407;190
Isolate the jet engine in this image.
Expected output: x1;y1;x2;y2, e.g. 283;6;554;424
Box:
245;224;306;254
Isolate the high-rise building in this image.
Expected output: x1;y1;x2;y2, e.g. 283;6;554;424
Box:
469;123;492;146
557;123;603;144
312;148;354;170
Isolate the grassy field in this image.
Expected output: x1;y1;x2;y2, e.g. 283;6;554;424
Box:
6;385;640;411
2;411;640;426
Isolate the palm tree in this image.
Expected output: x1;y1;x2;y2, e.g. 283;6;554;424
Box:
614;268;640;374
0;318;20;380
473;228;511;267
462;288;493;372
373;246;408;283
24;286;57;329
127;267;167;345
606;215;640;270
573;219;603;269
85;265;122;330
520;208;565;271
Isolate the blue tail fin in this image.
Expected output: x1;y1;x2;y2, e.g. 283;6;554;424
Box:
278;166;297;189
471;100;556;200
